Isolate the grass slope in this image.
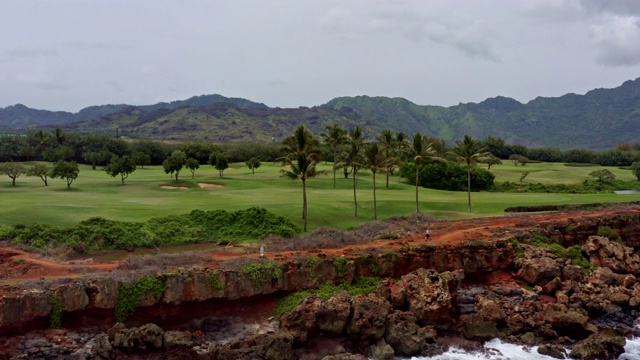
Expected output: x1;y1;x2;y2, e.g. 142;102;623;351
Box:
1;161;640;232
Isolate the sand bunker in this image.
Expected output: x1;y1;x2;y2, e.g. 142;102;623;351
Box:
161;185;189;190
198;183;224;189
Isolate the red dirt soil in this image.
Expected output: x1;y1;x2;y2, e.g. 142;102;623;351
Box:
0;208;622;284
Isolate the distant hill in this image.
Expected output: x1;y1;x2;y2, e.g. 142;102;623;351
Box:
1;79;640;149
322;78;640;150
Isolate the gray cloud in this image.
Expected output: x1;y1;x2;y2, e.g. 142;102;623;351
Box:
321;3;498;61
591;16;640;66
580;0;640;16
0;47;58;63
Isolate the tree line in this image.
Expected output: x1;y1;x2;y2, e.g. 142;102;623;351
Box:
3;127;640;217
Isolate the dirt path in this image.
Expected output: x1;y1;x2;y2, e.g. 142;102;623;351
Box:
0;208;624;282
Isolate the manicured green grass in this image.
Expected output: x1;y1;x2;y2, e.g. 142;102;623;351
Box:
1;161;640;233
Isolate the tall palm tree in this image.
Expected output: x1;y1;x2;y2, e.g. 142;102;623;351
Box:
279;125;325;232
336;126;364;217
448;135;487;212
362;143;388;220
409;132;436;213
320;123;348;188
377;129;396;188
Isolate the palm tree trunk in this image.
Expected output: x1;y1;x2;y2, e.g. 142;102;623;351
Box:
353;171;358;217
467;164;472;212
415;165;420;213
385;168;390;188
333;147;337;188
302;179;308;232
373;171;377;220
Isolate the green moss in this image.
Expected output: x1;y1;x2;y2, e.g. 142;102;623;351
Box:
511;239;524;258
274;276;382;316
302;256;322;282
333;256;354;279
240;260;282;285
357;254;382;275
115;276;165;322
206;271;224;290
49;294;63;329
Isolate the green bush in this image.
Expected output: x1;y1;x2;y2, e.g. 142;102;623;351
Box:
399;161;495;191
5;207;299;254
597;226;622;243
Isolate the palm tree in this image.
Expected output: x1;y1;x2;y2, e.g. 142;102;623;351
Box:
448;135;487;212
377;129;396;188
335;126;364;217
362;143;388;220
409;132;436;213
279;125;324;232
320;123;348;188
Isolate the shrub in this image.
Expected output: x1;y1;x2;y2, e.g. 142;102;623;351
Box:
597;226;622;243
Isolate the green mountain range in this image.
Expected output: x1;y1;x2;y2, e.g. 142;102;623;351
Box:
2;78;640;150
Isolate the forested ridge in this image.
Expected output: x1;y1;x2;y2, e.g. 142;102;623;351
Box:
1;78;640;150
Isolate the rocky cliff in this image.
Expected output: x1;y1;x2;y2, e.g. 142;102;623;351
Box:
2;208;640;359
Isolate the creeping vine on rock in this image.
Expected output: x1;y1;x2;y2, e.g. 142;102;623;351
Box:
240;260;282;285
49;294;63;329
115;276;165;323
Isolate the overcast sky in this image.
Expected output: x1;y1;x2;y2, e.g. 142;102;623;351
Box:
1;0;640;112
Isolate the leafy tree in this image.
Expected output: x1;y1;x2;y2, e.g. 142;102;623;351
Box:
320;123;348;188
245;157;261;175
336;126;365;217
133;152;151;169
631;162;640;181
209;152;229;178
520;171;530;182
26;164;51;186
0;135;26;162
130;139;171;165
509;154;528;166
0;162;25;186
480;136;508;159
279;125;325;232
479;154;502;169
362;143;388;220
19;145;35;161
162;150;186;181
43;145;75;162
448;135;487;212
185;158;200;179
589;169;616;182
105;155;137;184
50;161;79;189
83;149;111;170
408;132;436;213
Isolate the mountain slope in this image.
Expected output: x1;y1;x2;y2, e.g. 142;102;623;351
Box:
2;78;640;149
322;78;640;149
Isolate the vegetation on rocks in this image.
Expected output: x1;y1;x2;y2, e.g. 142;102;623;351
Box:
0;207;298;254
115;276;165;322
274;276;382;316
240;259;283;285
49;294;63;329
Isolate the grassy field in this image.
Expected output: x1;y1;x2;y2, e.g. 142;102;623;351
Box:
1;161;640;232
